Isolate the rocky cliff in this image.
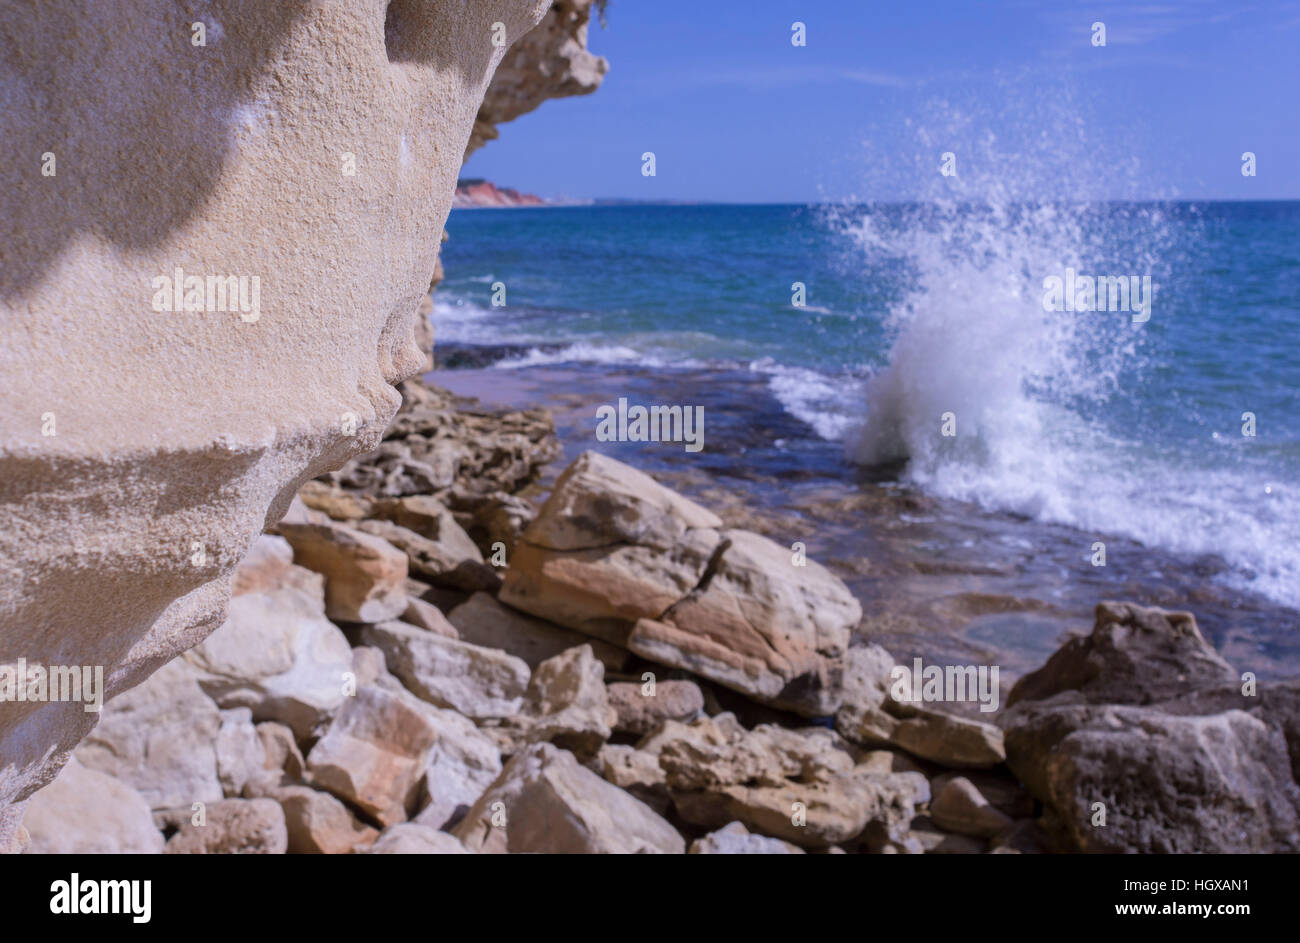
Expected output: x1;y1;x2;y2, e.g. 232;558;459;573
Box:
454;179;547;208
0;0;555;851
465;0;609;159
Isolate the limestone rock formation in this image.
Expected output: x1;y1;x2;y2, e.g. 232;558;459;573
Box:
357;516;499;593
305;683;440;827
444;489;539;557
628;527;859;716
163;798;288;855
501;452;858;716
466;0;609;157
365;822;471;854
360;620;531;720
1007;701;1299;853
21;758;164;855
652;714;929;849
689;821;806;855
1006;600;1238;708
402;595;460;638
322;381;561;502
414;704;503;831
0;0;554;841
265;784;379;855
607;679;705;736
505;644;617;757
182;586;354;740
278;521;411;624
74;658;224;811
928;776;1013;838
834;643;1006;768
452;742;684;854
448;591;626;672
229;535;324;599
256;722;307;784
1001;602;1300;852
597;743;669;797
215;708;265;797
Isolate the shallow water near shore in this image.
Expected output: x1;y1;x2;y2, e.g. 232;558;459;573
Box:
433;199;1300;684
434;357;1300;685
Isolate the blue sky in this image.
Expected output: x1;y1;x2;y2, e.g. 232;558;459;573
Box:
462;0;1300;203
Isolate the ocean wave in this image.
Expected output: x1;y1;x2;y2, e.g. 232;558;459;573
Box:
493;341;711;370
832;147;1299;608
748;359;861;441
430;295;513;345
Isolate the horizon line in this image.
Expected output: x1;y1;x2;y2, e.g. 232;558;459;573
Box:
452;196;1300;209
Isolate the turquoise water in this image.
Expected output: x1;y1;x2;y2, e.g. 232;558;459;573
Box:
437;202;1300;610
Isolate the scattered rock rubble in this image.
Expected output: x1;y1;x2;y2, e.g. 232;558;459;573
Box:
21;381;1300;854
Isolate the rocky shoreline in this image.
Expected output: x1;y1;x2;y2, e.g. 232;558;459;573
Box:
20;378;1300;854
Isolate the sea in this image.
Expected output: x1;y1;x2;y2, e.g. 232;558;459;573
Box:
430;200;1300;681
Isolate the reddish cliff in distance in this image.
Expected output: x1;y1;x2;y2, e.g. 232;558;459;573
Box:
453;178;547;208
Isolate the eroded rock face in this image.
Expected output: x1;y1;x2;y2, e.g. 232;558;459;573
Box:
1005;703;1300;853
653;714;929;849
1001;602;1300;852
0;0;552;841
323;381;561;502
1006;601;1238;708
466;0;609;157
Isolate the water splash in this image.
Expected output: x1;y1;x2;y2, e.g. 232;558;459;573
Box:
835;91;1300;609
